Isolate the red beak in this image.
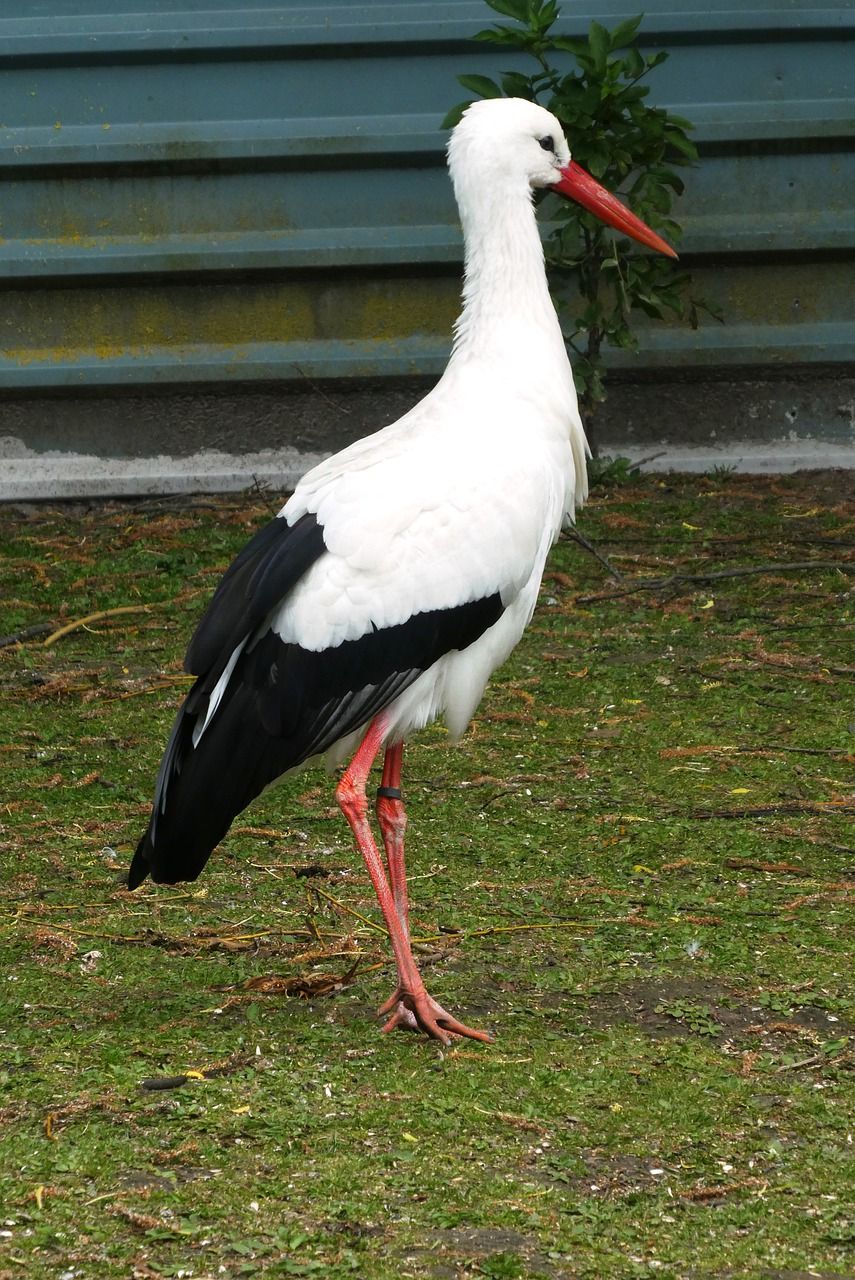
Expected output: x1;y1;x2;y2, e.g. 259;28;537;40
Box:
551;160;678;259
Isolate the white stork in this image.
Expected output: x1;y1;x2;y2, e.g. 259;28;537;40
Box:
129;98;675;1044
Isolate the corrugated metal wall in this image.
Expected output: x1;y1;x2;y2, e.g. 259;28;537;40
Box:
1;1;853;393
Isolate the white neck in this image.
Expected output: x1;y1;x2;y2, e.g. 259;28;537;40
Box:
440;165;589;513
449;180;566;367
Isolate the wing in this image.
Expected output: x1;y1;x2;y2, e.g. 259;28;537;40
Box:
278;403;566;651
129;491;509;889
184;510;325;676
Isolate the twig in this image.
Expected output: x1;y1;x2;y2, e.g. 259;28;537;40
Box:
688;802;855;820
310;885;389;936
410;920;594;945
104;677;195;702
128;496;237;514
33;923;148;943
774;1052;825;1074
725;858;811;876
35;922;312;946
563;527;624;581
0;622;54;648
680;1177;768;1201
662;744;853;761
471;1104;549;1135
42;605;156;647
628;450;667;470
576;561;855;605
736;745;855;758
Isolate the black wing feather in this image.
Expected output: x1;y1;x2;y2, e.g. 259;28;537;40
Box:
129;510;504;890
184;511;325;676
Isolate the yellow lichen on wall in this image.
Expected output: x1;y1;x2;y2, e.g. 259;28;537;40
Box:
0;277;461;366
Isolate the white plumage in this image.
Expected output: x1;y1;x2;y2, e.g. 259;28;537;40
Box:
130;97;673;1045
279;99;587;743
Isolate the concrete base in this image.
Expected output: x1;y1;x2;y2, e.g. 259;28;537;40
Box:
4;438;854;502
611;439;855;475
1;368;852;500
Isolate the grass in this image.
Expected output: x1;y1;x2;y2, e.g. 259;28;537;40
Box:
1;470;853;1280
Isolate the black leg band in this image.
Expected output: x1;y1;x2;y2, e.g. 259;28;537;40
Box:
376;785;403;801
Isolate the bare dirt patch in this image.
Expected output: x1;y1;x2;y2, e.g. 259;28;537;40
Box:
583;975;848;1048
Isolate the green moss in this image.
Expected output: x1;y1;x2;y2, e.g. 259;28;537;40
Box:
1;278;459;364
0;473;853;1278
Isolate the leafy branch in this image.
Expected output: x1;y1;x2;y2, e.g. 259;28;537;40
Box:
445;0;722;452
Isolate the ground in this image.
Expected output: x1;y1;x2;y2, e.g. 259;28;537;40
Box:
0;469;853;1280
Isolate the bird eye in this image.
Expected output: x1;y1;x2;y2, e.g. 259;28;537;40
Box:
538;135;555;153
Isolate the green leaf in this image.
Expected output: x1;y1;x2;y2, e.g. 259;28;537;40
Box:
587;20;610;72
632;292;668;319
501;71;537;98
656;287;684;314
536;0;561;33
485;0;530;19
457;74;504;99
650;166;685;194
611;324;638;350
440;101;472;129
620;47;645;80
608;14;643;50
642;184;671;213
472;26;525;46
580;143;610;178
665;130;699;160
552;35;590;57
822;1037;849;1055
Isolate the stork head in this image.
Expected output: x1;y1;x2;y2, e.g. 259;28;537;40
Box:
448;97;677;258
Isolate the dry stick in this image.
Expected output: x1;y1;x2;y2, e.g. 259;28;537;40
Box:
129;496;233;515
310;884;390;937
471;1103;549;1134
42;605;156;647
36;922;311;945
411;920;594;945
688;802;855;821
31;923;148;944
562;527;625;581
0;623;55;649
9;897;193;925
104;677;195;702
304;889;596;946
254;885;597;949
672;744;854;759
774;1052;827;1074
736;745;855;758
576;560;855;605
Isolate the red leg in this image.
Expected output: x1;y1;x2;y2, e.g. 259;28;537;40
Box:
335;718;491;1046
374;741;418;1033
376;741;409;937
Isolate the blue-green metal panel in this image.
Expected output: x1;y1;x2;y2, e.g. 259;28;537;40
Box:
0;2;853;390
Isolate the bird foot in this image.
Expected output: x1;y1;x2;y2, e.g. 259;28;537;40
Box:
377;986;491;1046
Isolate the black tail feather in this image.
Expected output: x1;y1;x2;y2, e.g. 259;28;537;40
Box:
129;684;275;887
127;835;151;890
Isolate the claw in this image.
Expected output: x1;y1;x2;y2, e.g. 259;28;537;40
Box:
381;1001;428;1037
378;986;492;1045
377;989;403;1018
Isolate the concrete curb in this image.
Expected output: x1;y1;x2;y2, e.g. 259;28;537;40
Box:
1;438;852;502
